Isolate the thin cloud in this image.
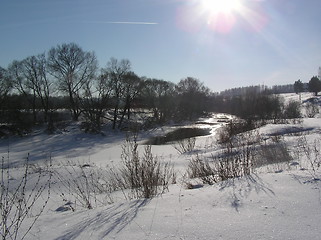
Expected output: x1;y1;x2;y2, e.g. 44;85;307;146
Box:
107;21;158;25
84;21;158;25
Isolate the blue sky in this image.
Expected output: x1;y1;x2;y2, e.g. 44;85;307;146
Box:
1;0;321;91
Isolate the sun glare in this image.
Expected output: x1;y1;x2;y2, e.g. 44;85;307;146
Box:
197;0;244;33
200;0;242;14
177;0;254;34
177;0;268;34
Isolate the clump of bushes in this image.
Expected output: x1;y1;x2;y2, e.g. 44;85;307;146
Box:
295;136;321;179
115;135;175;199
53;136;176;210
188;126;292;184
173;137;196;154
188;129;260;184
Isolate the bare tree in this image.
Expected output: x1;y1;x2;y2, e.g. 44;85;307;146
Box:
8;60;38;123
142;78;176;123
81;71;113;132
0;67;12;108
22;54;53;122
8;55;54;124
47;43;98;121
175;77;211;120
118;72;143;129
103;58;131;129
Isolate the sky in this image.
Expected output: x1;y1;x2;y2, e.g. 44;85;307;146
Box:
0;0;321;92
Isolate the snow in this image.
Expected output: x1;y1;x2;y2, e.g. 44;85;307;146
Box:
1;93;321;240
22;171;321;240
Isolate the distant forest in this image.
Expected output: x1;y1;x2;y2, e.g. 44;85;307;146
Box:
0;43;320;135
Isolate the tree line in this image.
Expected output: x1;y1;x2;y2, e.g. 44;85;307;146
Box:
294;77;321;96
0;43;212;133
1;42;319;135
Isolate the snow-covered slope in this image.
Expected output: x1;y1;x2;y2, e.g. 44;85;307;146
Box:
24;169;320;240
1;96;321;240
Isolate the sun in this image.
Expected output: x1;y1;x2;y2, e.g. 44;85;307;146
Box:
176;0;248;33
196;0;244;33
177;0;267;34
200;0;243;15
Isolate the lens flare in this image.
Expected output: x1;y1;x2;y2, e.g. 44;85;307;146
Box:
200;0;243;33
200;0;243;15
176;0;268;34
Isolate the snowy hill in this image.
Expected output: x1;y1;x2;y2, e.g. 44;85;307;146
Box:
1;93;321;240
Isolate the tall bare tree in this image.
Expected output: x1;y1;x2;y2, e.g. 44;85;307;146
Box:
103;58;131;129
117;71;143;129
176;77;211;120
8;60;39;122
0;67;11;107
47;43;98;121
22;54;53;122
8;55;54;123
81;71;113;132
142;78;176;123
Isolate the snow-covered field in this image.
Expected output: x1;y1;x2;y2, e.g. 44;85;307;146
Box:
1;93;321;240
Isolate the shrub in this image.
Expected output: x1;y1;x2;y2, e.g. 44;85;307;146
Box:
283;100;301;119
187;152;254;185
173;137;196;154
295;136;321;179
217;120;259;145
116;135;175;199
188;130;260;184
187;155;217;184
305;102;319;118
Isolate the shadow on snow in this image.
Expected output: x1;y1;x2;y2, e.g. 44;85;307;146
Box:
55;199;149;240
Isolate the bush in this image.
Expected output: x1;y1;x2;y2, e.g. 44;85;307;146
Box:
283;100;301;119
188;130;260;184
187;155;217;184
173;137;196;154
295;136;321;179
217;120;259;145
115;135;175;199
305;102;319;118
187;152;254;185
